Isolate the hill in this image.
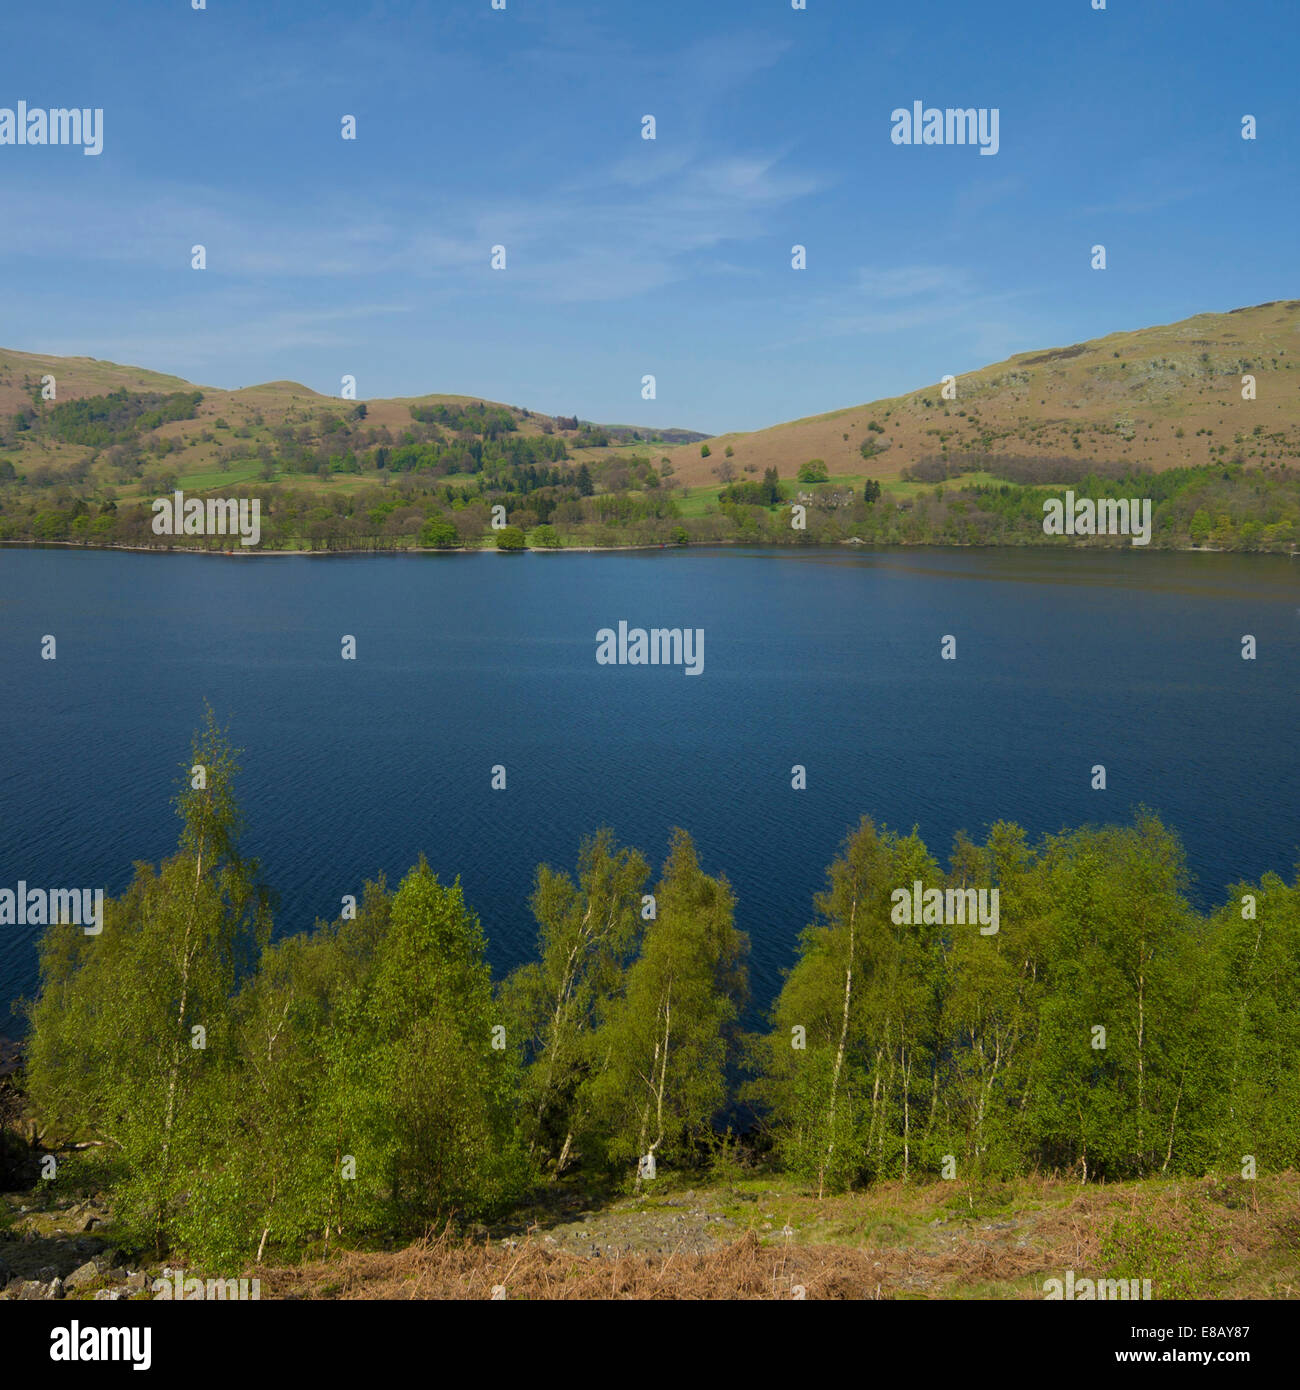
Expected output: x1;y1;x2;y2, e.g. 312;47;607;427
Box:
659;300;1300;486
3;301;1298;493
0;348;703;480
2;302;1299;553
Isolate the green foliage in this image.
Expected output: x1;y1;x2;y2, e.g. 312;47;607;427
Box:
1100;1204;1233;1298
25;706;268;1256
797;459;829;483
418;517;459;548
24;716;528;1268
719;467;785;507
409;401;517;438
18;389;203;448
755;812;1300;1189
501;830;649;1171
22;717;1300;1266
581;830;748;1175
495;524;527;550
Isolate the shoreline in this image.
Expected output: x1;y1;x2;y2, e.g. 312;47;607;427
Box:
0;539;1282;559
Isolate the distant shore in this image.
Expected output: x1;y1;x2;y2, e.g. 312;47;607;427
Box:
1;539;1282;559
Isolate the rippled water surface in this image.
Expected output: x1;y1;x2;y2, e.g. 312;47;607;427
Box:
2;545;1297;1024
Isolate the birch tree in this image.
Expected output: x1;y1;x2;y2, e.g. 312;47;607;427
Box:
584;830;747;1176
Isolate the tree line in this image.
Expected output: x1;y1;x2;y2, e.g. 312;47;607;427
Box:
21;714;1300;1265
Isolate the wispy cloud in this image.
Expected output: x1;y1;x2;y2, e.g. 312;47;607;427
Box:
0;135;824;306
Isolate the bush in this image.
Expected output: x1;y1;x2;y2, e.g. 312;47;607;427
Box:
797;459;829;483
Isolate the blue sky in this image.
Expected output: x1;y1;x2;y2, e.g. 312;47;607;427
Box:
0;0;1295;432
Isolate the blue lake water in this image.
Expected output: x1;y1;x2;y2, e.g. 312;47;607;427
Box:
1;545;1297;1028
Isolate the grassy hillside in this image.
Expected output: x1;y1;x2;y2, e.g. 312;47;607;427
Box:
661;300;1300;486
0;346;697;489
2;301;1299;552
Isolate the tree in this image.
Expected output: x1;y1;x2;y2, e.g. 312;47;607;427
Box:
501;831;649;1172
1023;814;1203;1180
798;459;829;483
496;525;527;551
419;516;459;548
531;524;562;549
25;706;269;1255
700;444;711;458
1203;872;1300;1171
583;831;748;1177
359;861;529;1224
175;879;393;1263
755;818;942;1189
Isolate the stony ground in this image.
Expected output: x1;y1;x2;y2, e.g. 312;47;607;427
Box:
0;1192;153;1300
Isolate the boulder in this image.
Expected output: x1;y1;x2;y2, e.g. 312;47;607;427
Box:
65;1258;108;1292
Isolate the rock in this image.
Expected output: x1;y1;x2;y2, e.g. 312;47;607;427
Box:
94;1287;129;1301
65;1258;106;1292
15;1278;62;1300
124;1271;147;1291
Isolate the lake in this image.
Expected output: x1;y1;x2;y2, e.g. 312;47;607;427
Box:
1;545;1297;1028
